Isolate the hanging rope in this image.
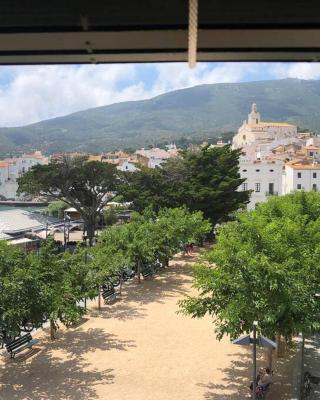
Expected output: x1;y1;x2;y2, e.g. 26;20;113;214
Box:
188;0;198;68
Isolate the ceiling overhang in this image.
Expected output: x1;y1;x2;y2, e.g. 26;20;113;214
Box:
0;0;320;64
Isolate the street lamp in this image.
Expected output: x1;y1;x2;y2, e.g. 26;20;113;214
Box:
232;321;276;400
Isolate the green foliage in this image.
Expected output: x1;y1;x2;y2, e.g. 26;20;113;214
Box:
0;240;95;338
95;207;211;282
47;200;68;219
103;207;118;226
179;191;320;342
18;155;118;244
119;145;249;226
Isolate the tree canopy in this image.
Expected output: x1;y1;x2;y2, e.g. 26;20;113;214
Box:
18;155;117;245
179;191;320;342
95;207;211;283
118;145;249;226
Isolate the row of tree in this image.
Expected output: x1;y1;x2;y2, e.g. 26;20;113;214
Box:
0;207;211;341
17;145;250;244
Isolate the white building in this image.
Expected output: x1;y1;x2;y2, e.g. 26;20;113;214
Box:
283;160;320;194
234;104;320;208
0;151;48;199
240;156;284;209
233;104;297;149
135;147;177;168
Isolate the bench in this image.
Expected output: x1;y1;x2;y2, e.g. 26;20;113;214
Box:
122;266;136;281
102;287;117;303
142;266;153;278
6;333;38;358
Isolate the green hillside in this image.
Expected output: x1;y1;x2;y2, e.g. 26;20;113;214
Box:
1;78;320;155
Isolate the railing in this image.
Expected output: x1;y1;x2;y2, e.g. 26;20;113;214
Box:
265;191;279;196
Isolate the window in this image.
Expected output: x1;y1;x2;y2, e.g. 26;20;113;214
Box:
297;184;302;190
313;172;317;178
255;183;261;192
310;151;314;156
269;169;274;172
242;169;247;172
298;172;302;178
255;169;260;172
242;135;246;140
242;183;248;191
313;184;317;191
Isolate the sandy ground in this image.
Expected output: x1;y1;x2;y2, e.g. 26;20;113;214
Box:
0;250;297;400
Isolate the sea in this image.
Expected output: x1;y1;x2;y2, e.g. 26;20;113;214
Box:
0;205;47;213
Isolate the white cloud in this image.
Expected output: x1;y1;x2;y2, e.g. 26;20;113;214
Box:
0;64;150;127
150;62;259;94
269;62;320;80
0;61;319;127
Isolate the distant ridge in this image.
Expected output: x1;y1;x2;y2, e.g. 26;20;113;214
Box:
1;78;320;155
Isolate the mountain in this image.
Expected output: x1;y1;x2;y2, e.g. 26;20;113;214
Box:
2;78;320;155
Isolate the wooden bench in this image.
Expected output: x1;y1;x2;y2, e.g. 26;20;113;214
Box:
102;287;117;303
6;333;38;358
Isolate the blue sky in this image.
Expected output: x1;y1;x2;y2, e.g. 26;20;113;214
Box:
0;62;320;127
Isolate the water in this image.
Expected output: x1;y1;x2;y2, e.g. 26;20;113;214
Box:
0;205;47;213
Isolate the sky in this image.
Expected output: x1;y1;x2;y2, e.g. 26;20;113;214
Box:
1;61;320;127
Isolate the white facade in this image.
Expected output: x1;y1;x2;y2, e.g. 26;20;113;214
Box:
0;151;48;199
233;104;320;209
283;162;320;194
239;157;283;209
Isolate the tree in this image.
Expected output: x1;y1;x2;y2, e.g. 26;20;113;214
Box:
18;155;117;245
118;145;249;227
103;207;118;226
0;242;46;339
46;200;68;219
96;207;211;283
179;192;320;349
0;238;103;341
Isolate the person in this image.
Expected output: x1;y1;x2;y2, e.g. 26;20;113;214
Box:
249;368;264;391
256;368;272;394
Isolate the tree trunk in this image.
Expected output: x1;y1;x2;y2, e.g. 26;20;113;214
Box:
84;298;87;311
137;259;141;284
98;286;101;310
165;257;169;267
50;319;56;340
300;333;305;400
87;224;95;247
266;348;273;371
119;274;123;295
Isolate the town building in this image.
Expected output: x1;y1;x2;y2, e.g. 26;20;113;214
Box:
0;151;48;199
135;146;178;168
283;160;320;194
233;103;297;149
235;104;320;209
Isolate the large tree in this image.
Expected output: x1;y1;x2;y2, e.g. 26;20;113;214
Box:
18;155;117;245
179;192;320;347
118;145;249;226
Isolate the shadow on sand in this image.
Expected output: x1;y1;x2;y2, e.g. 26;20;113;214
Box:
199;344;298;400
91;253;197;321
0;327;136;400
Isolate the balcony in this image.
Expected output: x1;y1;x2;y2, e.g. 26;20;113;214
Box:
265;191;279;196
